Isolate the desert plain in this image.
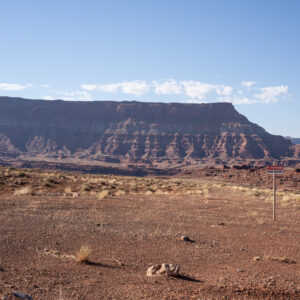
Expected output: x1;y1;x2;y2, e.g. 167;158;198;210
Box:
0;166;299;299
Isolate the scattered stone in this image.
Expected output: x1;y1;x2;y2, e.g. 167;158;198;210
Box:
3;292;33;300
147;263;180;277
0;267;4;272
179;235;194;242
218;222;225;226
253;256;262;261
237;269;245;273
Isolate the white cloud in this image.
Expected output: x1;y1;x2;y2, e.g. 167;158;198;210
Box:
186;99;207;104
181;81;216;99
216;85;233;96
98;83;120;93
218;96;258;105
80;79;289;105
241;81;257;88
52;90;92;101
82;81;150;96
180;81;232;99
40;84;50;88
0;83;32;91
254;85;288;103
218;85;288;104
64;91;92;101
153;79;182;95
119;81;150;96
42;96;55;100
81;84;98;91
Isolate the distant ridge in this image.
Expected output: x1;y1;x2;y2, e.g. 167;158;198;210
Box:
0;96;298;169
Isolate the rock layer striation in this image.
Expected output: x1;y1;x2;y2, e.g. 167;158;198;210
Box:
0;97;297;167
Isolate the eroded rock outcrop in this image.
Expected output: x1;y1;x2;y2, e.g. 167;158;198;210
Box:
0;97;297;167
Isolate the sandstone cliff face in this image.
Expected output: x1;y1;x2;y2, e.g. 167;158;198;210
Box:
0;97;296;166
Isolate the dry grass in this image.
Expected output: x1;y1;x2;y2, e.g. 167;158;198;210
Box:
64;187;72;194
13;186;32;196
75;245;91;263
81;184;92;192
271;257;296;264
17;171;27;178
98;190;110;200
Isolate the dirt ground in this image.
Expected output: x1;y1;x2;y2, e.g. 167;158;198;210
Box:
0;167;299;299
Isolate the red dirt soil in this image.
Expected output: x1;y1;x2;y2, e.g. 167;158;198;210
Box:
0;167;299;299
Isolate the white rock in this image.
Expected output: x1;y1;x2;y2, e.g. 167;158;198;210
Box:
147;263;180;277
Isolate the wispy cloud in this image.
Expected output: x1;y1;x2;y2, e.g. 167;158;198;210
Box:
241;81;257;88
50;90;92;101
81;80;150;96
79;79;289;105
42;96;55;100
153;79;182;95
181;81;233;99
81;84;98;91
254;85;288;103
0;83;33;91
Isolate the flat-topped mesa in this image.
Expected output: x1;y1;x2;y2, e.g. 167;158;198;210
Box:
0;97;296;166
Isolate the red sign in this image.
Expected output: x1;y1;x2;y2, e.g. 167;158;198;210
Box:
266;165;284;174
266;166;283;171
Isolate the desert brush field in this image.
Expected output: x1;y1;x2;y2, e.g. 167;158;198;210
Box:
0;166;299;299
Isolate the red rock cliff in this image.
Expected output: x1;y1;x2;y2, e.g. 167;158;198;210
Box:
0;97;296;166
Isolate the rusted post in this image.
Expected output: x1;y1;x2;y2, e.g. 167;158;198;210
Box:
273;161;276;221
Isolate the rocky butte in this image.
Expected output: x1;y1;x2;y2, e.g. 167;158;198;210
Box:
0;97;298;171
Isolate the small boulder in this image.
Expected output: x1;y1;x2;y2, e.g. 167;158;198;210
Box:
147;263;180;277
180;235;190;242
4;292;33;300
253;256;262;261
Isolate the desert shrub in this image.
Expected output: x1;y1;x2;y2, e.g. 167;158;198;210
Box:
14;186;32;196
46;177;58;184
98;190;109;199
76;245;91;263
81;184;92;192
64;187;72;194
17;171;27;178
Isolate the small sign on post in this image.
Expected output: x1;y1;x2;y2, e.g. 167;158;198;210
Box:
266;164;284;221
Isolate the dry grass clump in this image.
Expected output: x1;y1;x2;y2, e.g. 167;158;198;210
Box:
145;190;153;196
114;189;125;196
81;184;92;192
271;257;296;264
252;188;262;197
98;190;110;200
46;177;58;184
278;192;300;207
76;245;91;263
17;171;27;178
64;187;72;194
14;186;32;196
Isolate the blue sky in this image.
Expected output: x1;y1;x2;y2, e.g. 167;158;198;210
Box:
0;0;299;137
